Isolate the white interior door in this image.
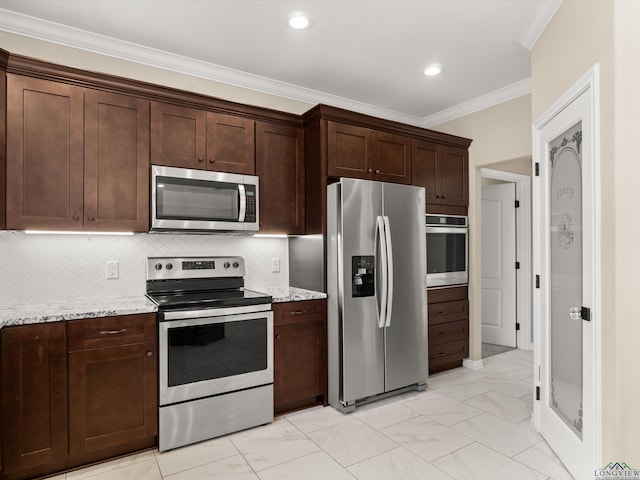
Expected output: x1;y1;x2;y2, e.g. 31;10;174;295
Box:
534;78;597;479
481;182;517;347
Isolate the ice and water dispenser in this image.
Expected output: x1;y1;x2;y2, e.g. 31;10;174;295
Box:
352;256;375;297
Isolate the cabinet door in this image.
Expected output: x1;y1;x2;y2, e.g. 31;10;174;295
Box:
274;321;326;413
412;139;441;205
0;70;6;230
256;121;304;234
68;342;157;457
439;145;469;206
84;90;150;232
372;131;411;184
1;323;68;476
273;300;327;413
206;112;255;174
327;121;373;179
150;101;206;169
6;74;84;230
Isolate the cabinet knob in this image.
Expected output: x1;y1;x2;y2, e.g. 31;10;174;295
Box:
442;195;447;199
197;157;205;163
87;216;95;221
209;158;215;164
275;334;281;340
435;194;440;199
375;169;381;174
73;215;80;221
147;351;153;357
367;168;373;173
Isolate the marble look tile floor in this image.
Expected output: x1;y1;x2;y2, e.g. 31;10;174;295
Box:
52;349;574;480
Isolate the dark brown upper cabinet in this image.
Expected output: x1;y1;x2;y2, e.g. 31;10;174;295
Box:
6;75;149;232
151;101;255;175
6;75;84;230
412;139;468;212
303;105;471;233
84;89;150;231
256;121;305;234
327;121;411;184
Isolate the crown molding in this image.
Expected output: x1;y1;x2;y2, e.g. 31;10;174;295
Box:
0;8;425;127
516;0;563;51
421;78;531;129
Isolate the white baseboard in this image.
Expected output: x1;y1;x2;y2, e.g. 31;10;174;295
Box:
462;358;484;370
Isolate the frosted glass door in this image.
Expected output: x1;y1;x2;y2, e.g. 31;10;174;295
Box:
549;121;583;438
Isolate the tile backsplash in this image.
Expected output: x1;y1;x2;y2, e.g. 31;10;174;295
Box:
0;231;289;305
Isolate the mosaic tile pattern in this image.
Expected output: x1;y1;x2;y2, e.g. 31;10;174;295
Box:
0;231;289;305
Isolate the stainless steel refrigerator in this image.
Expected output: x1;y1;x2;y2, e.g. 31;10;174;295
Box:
327;178;428;412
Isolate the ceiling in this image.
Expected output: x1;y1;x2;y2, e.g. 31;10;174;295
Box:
0;0;560;127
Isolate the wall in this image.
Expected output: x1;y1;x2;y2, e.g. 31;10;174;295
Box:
613;0;640;465
433;94;532;360
0;232;288;305
531;0;619;465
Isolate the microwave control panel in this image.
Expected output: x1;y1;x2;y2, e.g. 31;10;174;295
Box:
245;185;257;222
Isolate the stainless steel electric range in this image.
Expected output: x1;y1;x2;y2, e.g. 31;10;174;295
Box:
146;256;273;452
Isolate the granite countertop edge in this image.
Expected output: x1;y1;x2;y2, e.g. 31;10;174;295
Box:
0;287;327;329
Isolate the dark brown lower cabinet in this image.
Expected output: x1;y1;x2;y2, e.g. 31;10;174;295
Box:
1;323;68;480
68;335;157;463
0;314;157;480
428;286;469;374
274;299;327;414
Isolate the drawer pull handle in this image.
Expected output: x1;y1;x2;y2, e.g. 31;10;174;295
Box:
439;352;446;356
291;310;307;315
99;328;127;335
439;331;446;335
437;311;445;315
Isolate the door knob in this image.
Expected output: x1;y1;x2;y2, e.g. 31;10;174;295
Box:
569;307;582;321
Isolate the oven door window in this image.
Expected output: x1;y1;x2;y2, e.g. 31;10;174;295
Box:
156;176;240;222
167;318;267;387
426;231;467;274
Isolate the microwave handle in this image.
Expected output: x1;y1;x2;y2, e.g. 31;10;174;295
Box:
238;185;247;222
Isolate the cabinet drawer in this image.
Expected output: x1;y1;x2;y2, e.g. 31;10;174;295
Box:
274;299;327;327
427;286;468;303
428;299;468;325
429;319;468;346
68;313;156;351
428;339;468;370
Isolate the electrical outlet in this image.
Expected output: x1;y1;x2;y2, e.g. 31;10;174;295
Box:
271;258;281;273
106;261;119;279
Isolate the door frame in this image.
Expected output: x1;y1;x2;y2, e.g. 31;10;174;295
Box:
531;64;602;468
480;167;532;350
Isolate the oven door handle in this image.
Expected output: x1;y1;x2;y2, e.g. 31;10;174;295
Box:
161;303;272;321
425;226;468;234
238;184;247;222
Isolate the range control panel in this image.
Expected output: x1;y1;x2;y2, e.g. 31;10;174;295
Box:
146;256;245;280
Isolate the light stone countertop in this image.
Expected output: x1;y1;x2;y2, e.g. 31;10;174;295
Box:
0;296;158;329
267;286;327;303
0;287;327;329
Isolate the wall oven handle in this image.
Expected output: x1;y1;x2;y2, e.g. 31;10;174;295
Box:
383;215;394;328
238;184;247;222
376;216;388;329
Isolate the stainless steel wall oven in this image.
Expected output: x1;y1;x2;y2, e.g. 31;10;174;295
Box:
146;256;273;451
425;214;469;287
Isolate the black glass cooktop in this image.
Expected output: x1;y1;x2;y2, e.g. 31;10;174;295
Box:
148;288;272;311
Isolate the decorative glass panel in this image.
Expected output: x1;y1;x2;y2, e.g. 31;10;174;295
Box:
549;121;583;438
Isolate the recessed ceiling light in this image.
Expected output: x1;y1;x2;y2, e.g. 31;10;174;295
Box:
424;64;442;76
288;12;311;30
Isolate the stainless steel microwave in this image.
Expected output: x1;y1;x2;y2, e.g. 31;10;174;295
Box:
426;214;468;287
151;165;259;233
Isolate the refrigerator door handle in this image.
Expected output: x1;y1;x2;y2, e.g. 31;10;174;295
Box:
383;216;394;327
376;216;388;328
